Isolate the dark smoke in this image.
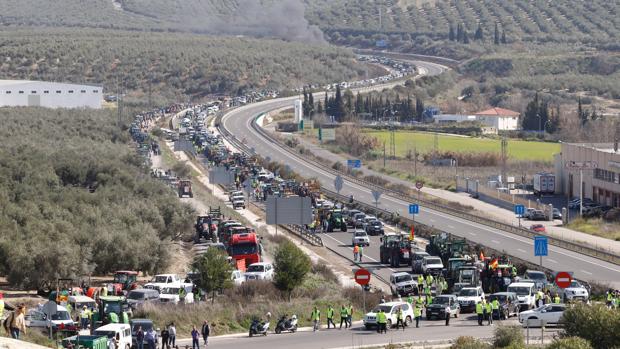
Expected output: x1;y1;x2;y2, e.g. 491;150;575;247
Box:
203;0;326;44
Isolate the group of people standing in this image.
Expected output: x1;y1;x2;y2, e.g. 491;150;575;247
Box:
310;304;353;331
135;323;177;349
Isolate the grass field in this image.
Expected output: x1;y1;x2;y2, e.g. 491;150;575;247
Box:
366;130;560;162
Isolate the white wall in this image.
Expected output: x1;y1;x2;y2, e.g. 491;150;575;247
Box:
0;81;102;109
477;116;519;130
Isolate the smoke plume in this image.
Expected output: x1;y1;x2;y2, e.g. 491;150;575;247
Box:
202;0;325;44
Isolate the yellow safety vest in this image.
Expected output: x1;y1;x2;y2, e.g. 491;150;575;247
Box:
554;296;561;304
397;309;403;320
485;302;492;313
327;308;334;319
414;306;422;317
340;308;348;318
377;312;386;324
0;300;4;318
492;299;499;310
347;306;353;316
475;303;483;314
311;309;320;321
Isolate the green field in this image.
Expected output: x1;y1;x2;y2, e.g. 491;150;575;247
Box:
366;130;560;161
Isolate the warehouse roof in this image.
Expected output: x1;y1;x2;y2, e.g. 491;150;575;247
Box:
0;79;101;88
474;107;520;117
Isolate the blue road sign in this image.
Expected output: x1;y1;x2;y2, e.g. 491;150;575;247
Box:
347;159;362;168
409;204;419;215
534;236;548;257
514;204;525;216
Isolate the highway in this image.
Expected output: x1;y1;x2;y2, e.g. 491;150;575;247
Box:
220;61;620;288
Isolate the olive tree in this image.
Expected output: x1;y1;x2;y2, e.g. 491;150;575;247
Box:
192;248;234;304
273;240;311;301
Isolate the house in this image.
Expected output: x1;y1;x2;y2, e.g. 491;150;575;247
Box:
433;114;477;124
474;107;520;131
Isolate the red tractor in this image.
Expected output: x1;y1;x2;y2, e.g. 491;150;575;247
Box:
108;271;139;295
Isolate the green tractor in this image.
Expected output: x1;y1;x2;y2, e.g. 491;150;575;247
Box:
325;209;347;232
90;296;130;331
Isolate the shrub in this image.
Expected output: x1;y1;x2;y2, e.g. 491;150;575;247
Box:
561;303;620;349
274;240;312;301
546;337;593;349
451;336;491;349
493;325;525;348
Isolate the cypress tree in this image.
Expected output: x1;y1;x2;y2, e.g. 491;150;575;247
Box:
449;25;455;41
474;23;483;41
494;22;500;45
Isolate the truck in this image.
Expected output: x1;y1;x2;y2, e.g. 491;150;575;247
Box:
228;232;262;271
533;173;555;195
380;233;413;267
178;179;193;198
144;274;185;291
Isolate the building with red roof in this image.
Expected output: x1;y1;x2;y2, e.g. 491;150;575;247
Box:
474;107;520;131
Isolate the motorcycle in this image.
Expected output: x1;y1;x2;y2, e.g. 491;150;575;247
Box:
249;318;270;337
274;314;298;334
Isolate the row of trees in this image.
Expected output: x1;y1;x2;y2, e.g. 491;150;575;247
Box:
448;23;507;44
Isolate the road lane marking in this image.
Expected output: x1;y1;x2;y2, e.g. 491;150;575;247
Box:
580;270;593;275
448;225;455;229
429;219;436;223
517;249;526;253
469;232;477;236
492;240;500;244
547;259;558;264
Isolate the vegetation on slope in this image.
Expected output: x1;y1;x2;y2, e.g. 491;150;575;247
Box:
0;108;194;289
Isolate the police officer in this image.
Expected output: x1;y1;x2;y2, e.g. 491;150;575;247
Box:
80;306;90;330
0;293;4;321
376;309;387;334
553;294;561;304
414;302;422;328
476;300;484;326
339;305;348;329
492;298;500;320
486;300;493;325
347;304;353;327
326;305;335;329
417;275;424;294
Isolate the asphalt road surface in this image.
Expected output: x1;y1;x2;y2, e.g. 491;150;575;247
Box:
176;316;538;349
221;59;620;288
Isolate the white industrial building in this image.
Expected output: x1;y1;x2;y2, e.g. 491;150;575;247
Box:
433;114;477;123
432;107;520;132
0;80;102;109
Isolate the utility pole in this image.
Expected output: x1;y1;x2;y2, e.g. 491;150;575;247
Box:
379;6;382;30
117;76;123;129
501;136;508;185
383;141;386;168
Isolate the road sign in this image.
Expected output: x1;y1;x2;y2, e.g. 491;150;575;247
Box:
354;268;371;286
564;161;598;169
534;236;548;257
415;181;424;190
514;204;525;216
334;175;344;194
42;301;58;318
242;179;253;194
347;159;362;168
409;204;419;215
555;271;572;289
371;190;382;203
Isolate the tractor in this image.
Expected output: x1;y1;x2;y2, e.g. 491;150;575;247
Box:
380;233;412;267
90;296;131;331
109;271;139;295
178;179;193;198
324;209;347;232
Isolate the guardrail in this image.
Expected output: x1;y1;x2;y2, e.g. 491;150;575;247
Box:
246;115;620;266
284;224;323;247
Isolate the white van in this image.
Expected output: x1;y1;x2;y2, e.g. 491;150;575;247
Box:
508;282;536;310
94;323;132;349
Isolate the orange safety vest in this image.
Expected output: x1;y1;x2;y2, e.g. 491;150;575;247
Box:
353;246;360;253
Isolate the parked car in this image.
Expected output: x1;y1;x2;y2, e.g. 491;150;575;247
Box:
489;292;520;319
94;323;133;349
231;270;245;286
555;280;589;302
519;304;566;327
26;303;76;332
126;289;160;310
522;208;536;219
389;272;417;296
159;285;194;304
363;302;414;329
346;210;362;227
523;270;548;290
411;251;430;274
530;224;546;233
552;208;562;220
232;197;246;210
420;256;444;276
457;286;485;313
244;262;274;281
426;295;460;320
352;230;370;246
530;210;547;221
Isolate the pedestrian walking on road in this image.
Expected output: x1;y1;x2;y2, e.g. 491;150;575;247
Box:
136;326;144;349
486;301;493;325
353;244;359;262
201;320;210;346
311;306;321;332
476;301;484;326
359;245;364;262
160;326;170;349
326;305;335;329
145;328;156;349
395;307;405;331
445;303;451;326
376;309;387;334
191;325;200;349
347;304;353;327
339;305;348;329
414;303;422;328
168;322;176;348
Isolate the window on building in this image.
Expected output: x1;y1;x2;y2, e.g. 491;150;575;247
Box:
80;90;86;93
68;90;74;93
18;91;24;94
93;90;99;93
5;91;11;94
44;91;49;94
56;91;62;94
31;91;37;94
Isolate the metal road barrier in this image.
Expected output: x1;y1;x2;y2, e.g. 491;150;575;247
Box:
245;115;620;266
284;224;323;247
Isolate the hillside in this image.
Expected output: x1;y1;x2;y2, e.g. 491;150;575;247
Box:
0;28;366;105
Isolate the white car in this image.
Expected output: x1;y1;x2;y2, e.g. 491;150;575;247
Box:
389;272;417;296
94;323;133;349
457;286;485;313
244;262;274;281
421;256;444;275
557;280;589;302
231;270;245;286
232;197;245;210
144;273;183;291
508;282;536;310
352;230;370;246
159;285;194;304
363;302;414;329
519;304;566;327
26;303;75;331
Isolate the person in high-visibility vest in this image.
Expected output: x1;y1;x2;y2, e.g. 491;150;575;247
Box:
109;312;119;324
417;275;424;293
347;304;353;327
339;305;348;329
353;245;359;262
425;294;433;306
606;290;613;308
376;309;387;334
553;294;561;304
407;295;414;305
426;274;433;287
359;245;364;263
0;293;4;321
476;301;484;326
395;307;405;331
413;303;422;328
491;299;500;320
79;306;90;330
326;305;335;329
486;301;493;325
311;307;320;332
